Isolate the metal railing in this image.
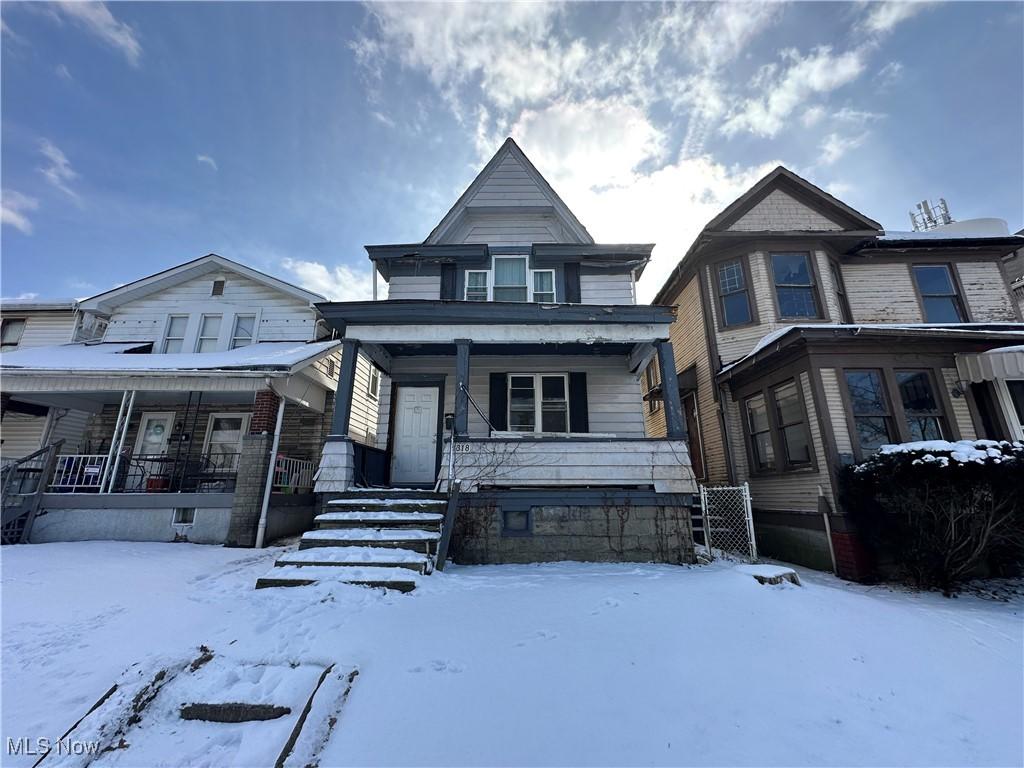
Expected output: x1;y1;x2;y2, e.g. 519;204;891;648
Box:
2;441;63;544
50;454;108;493
46;451;240;494
272;455;315;493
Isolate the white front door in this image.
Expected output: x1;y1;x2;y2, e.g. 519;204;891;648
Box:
391;387;439;485
134;412;175;456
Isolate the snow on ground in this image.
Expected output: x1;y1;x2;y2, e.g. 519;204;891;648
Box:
2;542;1022;767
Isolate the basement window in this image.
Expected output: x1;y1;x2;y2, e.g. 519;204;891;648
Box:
503;509;530;534
173;508;196;525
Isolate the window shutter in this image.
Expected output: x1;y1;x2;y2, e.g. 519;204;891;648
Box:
440;264;456;300
489;373;508;431
563;263;581;304
568;372;589;433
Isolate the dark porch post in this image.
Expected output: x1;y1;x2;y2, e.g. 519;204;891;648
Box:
329;338;361;438
454;338;472;436
655;339;687;440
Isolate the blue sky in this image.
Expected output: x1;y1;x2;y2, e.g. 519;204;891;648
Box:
2;1;1022;302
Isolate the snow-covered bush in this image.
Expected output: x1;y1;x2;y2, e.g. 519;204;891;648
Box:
839;440;1024;595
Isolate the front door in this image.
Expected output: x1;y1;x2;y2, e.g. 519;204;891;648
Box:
134;412;174;456
131;412;175;490
391;387;439;485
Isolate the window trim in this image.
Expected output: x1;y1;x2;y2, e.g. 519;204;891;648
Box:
463;256;557;303
772;379;814;469
893;368;947;443
367;365;381;400
910;263;970;323
743;392;775;473
532;269;556;303
644;359;661;414
229;314;257;349
0;317;27;351
738;375;817;476
766;251;826;321
464;270;489;301
709;255;759;331
161;314;189;354
506;373;571;435
201;412;251;467
194;313;223;353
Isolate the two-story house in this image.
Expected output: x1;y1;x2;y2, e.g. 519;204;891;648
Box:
644;166;1024;578
1;254;379;547
313;138;698;565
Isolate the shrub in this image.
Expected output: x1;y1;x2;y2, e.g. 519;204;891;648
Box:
838;440;1024;595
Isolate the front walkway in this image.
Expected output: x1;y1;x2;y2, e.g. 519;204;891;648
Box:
2;542;1021;767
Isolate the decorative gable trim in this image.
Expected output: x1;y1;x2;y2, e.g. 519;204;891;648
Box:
424;137;594;246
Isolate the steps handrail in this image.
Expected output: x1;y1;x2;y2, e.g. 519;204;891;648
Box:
433;479;461;572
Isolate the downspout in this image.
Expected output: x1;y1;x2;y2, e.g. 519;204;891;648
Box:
254;396;286;549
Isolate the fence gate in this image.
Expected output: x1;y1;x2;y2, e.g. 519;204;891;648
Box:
697;483;757;562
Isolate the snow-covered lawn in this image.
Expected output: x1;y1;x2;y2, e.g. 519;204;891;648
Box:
2;542;1021;767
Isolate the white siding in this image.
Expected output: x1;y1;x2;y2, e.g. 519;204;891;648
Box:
387;275;441;301
465;153;553;209
348;353;381;444
377;355;646;448
956;261;1019;321
820;368;852;456
1;311;76;349
104;271;316;345
580;273;635;305
49;408;90;454
0;413;47;459
728;190;843;232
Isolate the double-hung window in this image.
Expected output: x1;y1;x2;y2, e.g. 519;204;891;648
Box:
195;314;222;353
162;315;188;353
508;374;569;433
493;257;529;302
844;370;894;453
770;252;821;319
230;314;256;349
1;318;26;351
465;271;489;301
912;265;966;322
717;259;752;326
744;393;775;471
895;370;944;441
367;366;381;400
743;380;814;472
533;270;555;302
645;360;661;413
773;381;811;467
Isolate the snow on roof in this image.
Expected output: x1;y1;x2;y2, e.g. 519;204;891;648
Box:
0;340;340;374
720;323;1024;373
880;230;1024;241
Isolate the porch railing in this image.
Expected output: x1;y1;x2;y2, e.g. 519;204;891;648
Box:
47;452;240;494
273;455;315;493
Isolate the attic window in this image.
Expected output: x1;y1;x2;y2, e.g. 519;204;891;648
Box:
212;279;225;296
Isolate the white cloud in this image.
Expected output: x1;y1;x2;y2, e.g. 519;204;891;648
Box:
37;138;79;199
1;190;40;235
56;1;142;66
834;107;884;123
801;105;827;127
280;258;379;301
55;63;73;81
723;47;866;138
861;2;932;35
877;60;905;87
196;154;218;171
2;292;40;301
820;132;867;165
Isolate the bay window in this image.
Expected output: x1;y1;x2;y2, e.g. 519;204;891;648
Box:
744;393;774;471
773;381;812;467
508;374;569;434
895;370;944;441
743;379;813;473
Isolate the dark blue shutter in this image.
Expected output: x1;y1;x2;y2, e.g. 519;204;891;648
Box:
563;263;581;304
440;264;456;300
568;372;588;433
489;373;508;432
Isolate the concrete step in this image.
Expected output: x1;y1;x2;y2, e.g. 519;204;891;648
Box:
326;498;447;514
299;528;440;551
334;488;446;501
255;565;418;592
315;511;444;530
276;546;430;571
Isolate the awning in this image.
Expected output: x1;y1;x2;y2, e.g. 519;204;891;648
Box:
956;345;1024;383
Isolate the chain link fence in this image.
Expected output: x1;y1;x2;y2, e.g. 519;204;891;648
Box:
696;483;757;562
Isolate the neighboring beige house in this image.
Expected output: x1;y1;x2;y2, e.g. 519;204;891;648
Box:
645;166;1024;578
1;254;379;546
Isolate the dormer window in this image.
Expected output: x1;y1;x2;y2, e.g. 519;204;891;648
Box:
195;314;222;352
493;257;528;302
212;279;225;296
463;257;556;303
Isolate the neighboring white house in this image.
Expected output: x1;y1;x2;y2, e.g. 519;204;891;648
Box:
0;254;378;546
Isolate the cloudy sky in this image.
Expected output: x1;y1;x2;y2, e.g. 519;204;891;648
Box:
2;1;1021;302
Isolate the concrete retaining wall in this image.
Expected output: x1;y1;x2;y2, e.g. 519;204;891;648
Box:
29;504;232;544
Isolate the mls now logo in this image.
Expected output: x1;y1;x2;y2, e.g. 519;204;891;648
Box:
7;737;101;757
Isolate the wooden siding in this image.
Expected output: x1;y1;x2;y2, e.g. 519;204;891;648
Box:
956;261;1019;321
49;408;89;454
942;367;977;440
388;275;441;301
580;273;634;305
104;271;316;344
466;153;553;209
377;355;647;448
1;311;76;349
441;438;697;493
728;190;843;232
819;368;853;457
449;212;567;245
0;412;48;459
843;263;922;323
730;372;833;512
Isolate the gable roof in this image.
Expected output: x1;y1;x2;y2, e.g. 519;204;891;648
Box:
77;253;326;314
424;137;594;245
705;166;882;233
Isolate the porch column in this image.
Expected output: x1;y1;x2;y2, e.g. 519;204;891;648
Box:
454;338;472;436
655;340;687;440
329;338;361;438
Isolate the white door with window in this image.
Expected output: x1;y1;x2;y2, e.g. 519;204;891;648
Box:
134;412;175;456
391;387;439;485
203;413;250;470
131;412;175;490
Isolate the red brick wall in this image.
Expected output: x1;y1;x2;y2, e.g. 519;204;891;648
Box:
831;531;874;582
250;389;282;435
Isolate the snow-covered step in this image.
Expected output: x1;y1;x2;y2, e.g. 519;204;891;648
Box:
255;565;418;592
315;511;444;530
299;528;441;551
334;488;446;501
276;546;430;571
325;498;447;514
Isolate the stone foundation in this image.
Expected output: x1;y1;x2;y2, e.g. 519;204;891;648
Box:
450;490;696;565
